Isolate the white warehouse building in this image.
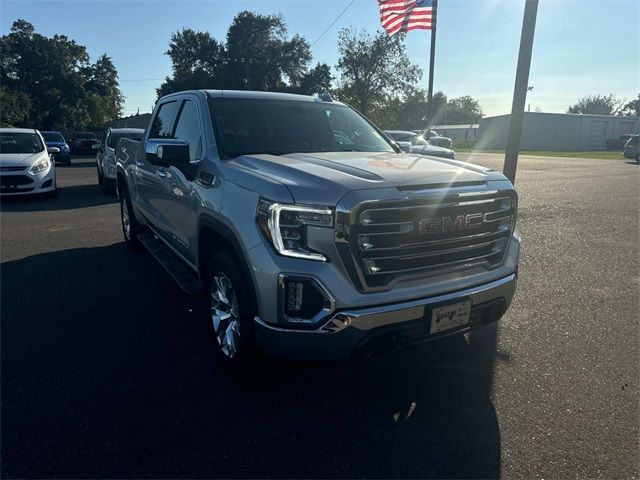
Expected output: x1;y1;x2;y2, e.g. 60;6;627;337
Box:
478;112;640;151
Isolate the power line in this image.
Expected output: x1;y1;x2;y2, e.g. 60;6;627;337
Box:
310;0;355;47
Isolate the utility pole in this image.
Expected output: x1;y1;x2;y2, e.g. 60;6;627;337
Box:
503;0;539;184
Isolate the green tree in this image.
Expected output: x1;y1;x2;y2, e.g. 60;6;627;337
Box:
86;54;124;125
393;89;428;130
293;63;333;95
157;28;225;97
621;94;640;117
157;11;331;97
422;91;448;127
567;94;625;115
334;28;422;117
0;86;32;126
446;95;484;124
225;12;309;90
0;19;123;130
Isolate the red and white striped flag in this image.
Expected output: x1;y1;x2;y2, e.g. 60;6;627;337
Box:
377;0;435;36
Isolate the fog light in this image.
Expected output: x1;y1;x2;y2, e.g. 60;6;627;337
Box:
286;280;304;313
280;275;335;325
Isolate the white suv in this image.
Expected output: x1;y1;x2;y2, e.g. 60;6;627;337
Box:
0;128;58;198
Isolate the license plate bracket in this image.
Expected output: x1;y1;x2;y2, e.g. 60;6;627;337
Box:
427;298;472;334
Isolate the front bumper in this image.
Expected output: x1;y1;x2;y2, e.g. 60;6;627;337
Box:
0;166;56;196
254;272;516;361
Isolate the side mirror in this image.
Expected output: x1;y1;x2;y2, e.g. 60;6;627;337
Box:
47;146;61;154
145;138;190;167
396;141;413;153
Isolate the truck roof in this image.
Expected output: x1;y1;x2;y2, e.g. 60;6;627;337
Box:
159;89;346;106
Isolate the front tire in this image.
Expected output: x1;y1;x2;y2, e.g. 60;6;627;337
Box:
97;167;104;185
205;251;257;370
120;189;143;251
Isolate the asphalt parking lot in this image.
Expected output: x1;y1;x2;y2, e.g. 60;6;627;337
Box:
1;153;639;479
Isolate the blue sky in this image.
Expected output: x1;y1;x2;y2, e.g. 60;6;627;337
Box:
2;0;638;117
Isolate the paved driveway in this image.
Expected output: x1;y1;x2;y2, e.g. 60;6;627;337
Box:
1;154;638;478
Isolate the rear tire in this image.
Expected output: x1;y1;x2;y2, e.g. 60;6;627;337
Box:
205;251;257;371
120;188;143;251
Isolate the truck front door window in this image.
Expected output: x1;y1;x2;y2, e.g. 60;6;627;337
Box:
149;101;179;139
173;100;202;161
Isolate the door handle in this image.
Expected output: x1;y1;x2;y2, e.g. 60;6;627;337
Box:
155;169;167;178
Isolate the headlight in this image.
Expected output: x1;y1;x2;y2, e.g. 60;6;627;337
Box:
29;158;51;175
257;199;333;261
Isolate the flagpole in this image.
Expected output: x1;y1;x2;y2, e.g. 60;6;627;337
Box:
427;0;437;103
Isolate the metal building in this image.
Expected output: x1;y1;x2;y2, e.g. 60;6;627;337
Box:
479;112;640;151
105;113;152;129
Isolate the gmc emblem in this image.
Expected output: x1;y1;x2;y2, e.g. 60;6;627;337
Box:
420;213;484;235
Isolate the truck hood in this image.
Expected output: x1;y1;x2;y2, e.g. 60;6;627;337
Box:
0;152;47;167
229;151;504;204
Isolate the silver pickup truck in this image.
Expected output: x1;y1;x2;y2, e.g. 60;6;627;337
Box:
116;90;520;369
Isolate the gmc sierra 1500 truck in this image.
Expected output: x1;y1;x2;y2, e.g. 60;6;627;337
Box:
116;90;520;369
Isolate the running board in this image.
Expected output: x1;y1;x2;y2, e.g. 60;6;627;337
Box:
138;232;201;295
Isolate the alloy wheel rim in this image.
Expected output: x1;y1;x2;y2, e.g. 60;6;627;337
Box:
211;272;241;359
122;201;131;240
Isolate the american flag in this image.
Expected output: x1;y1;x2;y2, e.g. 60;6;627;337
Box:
377;0;435;36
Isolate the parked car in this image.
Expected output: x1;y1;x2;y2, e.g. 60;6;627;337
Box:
0;128;58;197
606;134;635;151
40;130;71;165
385;130;456;159
116;90;520;370
623;135;639;163
94;128;144;193
413;129;453;149
70;131;98;154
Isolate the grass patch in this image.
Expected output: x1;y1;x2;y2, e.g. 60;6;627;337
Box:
455;148;626;160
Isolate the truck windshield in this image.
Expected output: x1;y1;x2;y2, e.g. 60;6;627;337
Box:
208;97;395;159
0;132;45;154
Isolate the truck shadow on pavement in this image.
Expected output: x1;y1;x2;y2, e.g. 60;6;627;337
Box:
64;156;100;168
0;184;117;212
1;243;502;479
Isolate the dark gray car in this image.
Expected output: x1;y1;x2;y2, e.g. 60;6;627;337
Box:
385;130;456;159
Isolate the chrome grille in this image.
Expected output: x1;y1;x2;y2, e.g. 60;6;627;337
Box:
347;191;516;289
